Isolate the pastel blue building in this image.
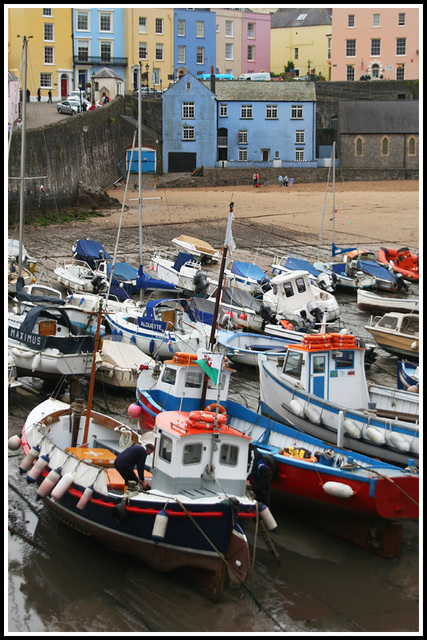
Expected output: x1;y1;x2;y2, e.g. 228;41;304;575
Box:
162;73;317;172
174;8;216;80
72;8;126;92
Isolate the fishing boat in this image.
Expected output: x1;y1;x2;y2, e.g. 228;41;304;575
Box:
357;289;419;314
377;247;419;283
365;312;419;361
171;235;221;264
149;249;216;294
343;250;403;292
96;339;154;390
54;258;104;293
216;329;298;367
271;255;336;293
258;333;419;468
397;361;419;392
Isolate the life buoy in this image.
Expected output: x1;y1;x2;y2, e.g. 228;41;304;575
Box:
174;352;198;365
206;403;227;415
187;410;227;429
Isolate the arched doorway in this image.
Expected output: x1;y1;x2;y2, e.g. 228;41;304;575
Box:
61;74;68;98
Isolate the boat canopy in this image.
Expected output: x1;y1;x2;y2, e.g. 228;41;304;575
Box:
173;252;194;272
73;240;112;267
282;257;319;278
15;277;65;306
230;261;268;283
356;260;397;283
136;266;176;291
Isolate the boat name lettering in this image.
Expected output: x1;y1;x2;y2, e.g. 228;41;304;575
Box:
138;318;167;332
8;327;46;350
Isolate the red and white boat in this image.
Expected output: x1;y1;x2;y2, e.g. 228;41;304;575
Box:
377;247;419;282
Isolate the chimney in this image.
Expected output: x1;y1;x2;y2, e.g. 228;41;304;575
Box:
210;65;215;94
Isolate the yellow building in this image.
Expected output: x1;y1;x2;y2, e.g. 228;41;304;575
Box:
124;7;174;92
8;7;74;101
270;8;332;80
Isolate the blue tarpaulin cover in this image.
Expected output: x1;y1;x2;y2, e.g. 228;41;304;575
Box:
356;260;397;283
73;240;111;267
282;257;319;278
230;261;268;283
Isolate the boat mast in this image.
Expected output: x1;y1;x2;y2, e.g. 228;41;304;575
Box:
138;62;143;301
18;35;30;281
331;141;336;254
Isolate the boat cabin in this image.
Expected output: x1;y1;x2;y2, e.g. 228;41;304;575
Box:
152;410;251;497
263;270;332;318
280;334;370;409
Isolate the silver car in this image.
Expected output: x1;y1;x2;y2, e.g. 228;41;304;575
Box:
57;100;79;115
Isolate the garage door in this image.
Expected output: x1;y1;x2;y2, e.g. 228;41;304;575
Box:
168;152;197;173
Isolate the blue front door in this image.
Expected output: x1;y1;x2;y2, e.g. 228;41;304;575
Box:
311;354;326;399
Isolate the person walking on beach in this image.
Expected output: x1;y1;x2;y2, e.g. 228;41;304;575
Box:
48;90;52;103
278;174;283;187
253;171;259;188
26;89;30;103
37;87;41;102
289;177;294;188
264;175;269;186
284;175;289;187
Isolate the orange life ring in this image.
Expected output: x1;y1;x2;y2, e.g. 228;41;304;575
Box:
188;410;227;426
206;403;227;415
174;352;198;365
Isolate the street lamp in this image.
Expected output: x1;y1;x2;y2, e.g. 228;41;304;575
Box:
145;63;149;90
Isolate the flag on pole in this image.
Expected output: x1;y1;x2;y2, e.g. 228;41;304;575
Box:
224;208;236;255
195;351;223;386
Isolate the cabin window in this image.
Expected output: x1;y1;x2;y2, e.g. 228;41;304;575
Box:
182;442;203;465
283;352;303;378
185;370;203;388
377;316;398;330
159;434;172;463
312;355;325;373
283;282;294;298
161;366;177;385
219;443;238;467
334;351;354;369
400;318;418;334
295;277;306;293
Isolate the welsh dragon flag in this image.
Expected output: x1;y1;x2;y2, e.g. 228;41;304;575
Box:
195;350;224;386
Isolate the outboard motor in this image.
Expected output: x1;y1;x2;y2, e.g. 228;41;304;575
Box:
316;271;335;293
306;301;323;325
193;270;209;297
259;303;276;325
91;275;105;293
259;276;272;294
396;273;410;291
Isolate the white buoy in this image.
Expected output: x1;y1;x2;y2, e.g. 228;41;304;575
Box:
152;507;169;542
19;445;41;474
36;467;62;500
410;340;418;351
26;454;50;483
76;485;94;510
31;353;41;372
364;426;386;445
259;504;278;532
386;431;410;452
304;405;321;425
290;399;305;417
51;472;75;500
322;481;355;499
343;418;361;439
8;435;22;451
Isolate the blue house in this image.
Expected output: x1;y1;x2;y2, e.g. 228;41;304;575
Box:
162;73;317;172
173;8;216;80
72;8;126;93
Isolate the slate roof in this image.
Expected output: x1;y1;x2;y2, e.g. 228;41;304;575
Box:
271;8;332;28
200;80;316;102
338;101;419;134
92;67;123;80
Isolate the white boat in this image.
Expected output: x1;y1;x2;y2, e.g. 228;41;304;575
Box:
8;350;22;389
271;255;336;293
357;290;420;314
8;238;38;273
8;263;35;295
150;249;216;294
258;333;419;467
96;339;154;389
262;269;341;324
171;235;221;263
216;329;298;367
223;260;271;295
54;258;104;293
365;312;419;361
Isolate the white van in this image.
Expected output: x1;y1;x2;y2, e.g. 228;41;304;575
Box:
238;72;271;81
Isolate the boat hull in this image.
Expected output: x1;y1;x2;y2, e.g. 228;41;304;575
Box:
365;329;419;360
357;290;419;314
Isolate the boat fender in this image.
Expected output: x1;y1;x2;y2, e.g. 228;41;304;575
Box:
304;405;322;425
258;504;278;532
152;507;169;543
322;481;354;499
386;431;410;453
128;403;142;418
13;348;33;358
112;502;129;524
343;418;361;439
19;445;41;474
76;485;94;511
262;454;279;481
364;426;386;445
8;435;22;451
410;341;418;351
290;399;305;417
26;454;50;483
407;384;419;394
51;472;75;500
36;467;62;500
31;353;41;372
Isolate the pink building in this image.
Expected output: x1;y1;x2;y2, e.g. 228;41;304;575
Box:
242;10;271;75
330;8;419;81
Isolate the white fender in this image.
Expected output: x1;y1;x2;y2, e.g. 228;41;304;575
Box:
343;418;361;439
19;445;41;474
322;481;354;499
13;348;33;358
290;399;305;417
51;472;75;500
410;340;418;351
304;404;322;425
259;504;278;532
152;508;169;542
26;454;50;483
76;485;94;510
386;431;411;452
31;353;41;372
36;467;62;500
364;426;386;445
8;435;22;450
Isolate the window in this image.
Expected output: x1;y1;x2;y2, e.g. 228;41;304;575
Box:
139;17;147;33
178;45;185;64
156;43;163;61
261;149;270;161
274;150;280;159
219;104;228;117
283;282;294;298
183;443;202;465
295;148;305;161
196;21;204;38
396;63;405;80
152;68;160;86
408;137;416;155
155;18;163;35
183;126;195;141
327;36;332;59
248;23;255;38
348;14;355;27
346;39;356;57
396;38;406;55
238;149;248;161
297;13;307;21
266;104;278;119
43;9;52;16
99;12;112;32
238;130;248;144
44;46;54;64
371;63;380;79
184;371;203;388
225;20;233;37
100;42;111;63
294;47;299;60
373;13;380;27
240;104;252;119
177;19;185;36
159;434;172;463
161;366;176;385
44;23;54;41
219;444;238;467
381;137;389;156
355;137;364;156
371;39;381;56
196;47;204;65
186;82;191;91
295;130;305;143
283;352;303;379
77;41;89;62
182;102;195;119
247;45;255;62
334;351;354;369
76;11;89;30
291;104;303;119
40;73;52;88
139;42;147;60
313;356;325;374
398;13;405;26
225;43;233;60
346;65;355;81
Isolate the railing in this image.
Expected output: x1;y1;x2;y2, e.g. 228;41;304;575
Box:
74;56;128;66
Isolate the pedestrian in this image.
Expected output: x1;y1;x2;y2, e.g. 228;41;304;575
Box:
278;174;283;187
8;122;12;135
26;89;30;103
264;175;269;186
89;101;97;111
253;171;259;187
82;100;87;112
289;177;294;188
16;118;22;130
37;87;41;102
247;444;272;507
48;90;52;103
284;175;289;187
114;442;155;489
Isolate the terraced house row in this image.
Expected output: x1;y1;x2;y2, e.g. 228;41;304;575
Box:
8;7;419;102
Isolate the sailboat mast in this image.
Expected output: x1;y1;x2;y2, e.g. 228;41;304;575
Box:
18;36;29;280
138;63;143;300
331;141;336;252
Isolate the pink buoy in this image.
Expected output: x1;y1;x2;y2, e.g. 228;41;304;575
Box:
19;445;40;474
27;454;50;483
8;435;22;451
36;467;62;500
51;472;75;500
128;403;142;418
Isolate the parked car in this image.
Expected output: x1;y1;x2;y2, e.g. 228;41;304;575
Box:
66;97;92;112
68;89;88;101
132;87;162;98
57;100;79;115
